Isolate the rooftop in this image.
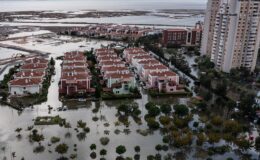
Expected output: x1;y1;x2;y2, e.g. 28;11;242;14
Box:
20;63;48;70
143;64;168;70
25;58;48;64
9;78;42;86
149;71;177;77
15;71;45;78
105;73;134;79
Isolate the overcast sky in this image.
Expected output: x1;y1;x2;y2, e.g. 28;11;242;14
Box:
1;0;207;1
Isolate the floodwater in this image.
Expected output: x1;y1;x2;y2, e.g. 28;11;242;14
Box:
1;34;114;58
0;61;189;160
0;47;29;59
13;15;204;27
0;34;188;159
0;33;258;160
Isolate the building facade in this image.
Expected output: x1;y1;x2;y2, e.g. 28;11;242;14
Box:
162;21;203;47
201;0;260;72
59;52;92;96
201;0;221;56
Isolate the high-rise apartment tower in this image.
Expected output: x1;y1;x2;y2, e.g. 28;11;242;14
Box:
201;0;260;72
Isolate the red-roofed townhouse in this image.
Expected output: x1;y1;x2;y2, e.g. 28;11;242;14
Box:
62;62;88;69
59;72;92;95
99;61;125;70
101;66;129;76
141;64;169;80
135;59;161;74
104;73;136;94
14;71;45;80
8;78;43;95
148;71;179;93
20;63;48;72
24;57;49;65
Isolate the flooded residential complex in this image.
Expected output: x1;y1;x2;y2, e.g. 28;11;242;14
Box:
0;0;260;160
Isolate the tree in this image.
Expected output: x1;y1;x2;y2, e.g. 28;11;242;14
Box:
30;131;44;146
116;145;126;156
134;146;140;153
196;133;206;146
255;137;260;157
211;116;223;126
100;137;110;146
90;144;96;150
55;143;68;157
90;152;97;159
160;104;172;115
145;102;156;110
223;120;242;135
15;128;22;138
239;93;256;115
159;116;171;126
148;106;161;117
118;104;130;116
100;149;107;157
208;133;221;145
235;139;252;152
155;144;162;153
77;120;87;129
50;57;55;66
146;118;160;130
174;105;189;117
215;81;227;96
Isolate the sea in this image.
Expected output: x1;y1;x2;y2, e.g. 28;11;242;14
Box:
0;0;206;12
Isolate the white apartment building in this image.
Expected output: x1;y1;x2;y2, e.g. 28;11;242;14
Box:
201;0;260;72
201;0;221;57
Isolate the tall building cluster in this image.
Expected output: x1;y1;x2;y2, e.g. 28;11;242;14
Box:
201;0;260;72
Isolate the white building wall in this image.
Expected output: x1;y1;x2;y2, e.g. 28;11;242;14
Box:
9;85;41;95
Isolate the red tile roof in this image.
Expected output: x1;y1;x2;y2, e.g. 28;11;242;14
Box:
15;71;45;78
143;64;168;70
102;66;128;72
100;61;125;66
61;73;90;80
132;55;153;60
96;52;117;57
20;64;48;70
25;58;48;64
63;62;87;67
62;68;89;73
95;48;115;54
105;73;134;79
138;59;161;65
64;56;85;61
9;78;42;86
64;51;85;58
124;48;144;52
149;71;177;77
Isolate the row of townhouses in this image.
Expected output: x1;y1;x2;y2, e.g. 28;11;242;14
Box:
123;48;180;93
95;48;136;95
62;24;154;41
59;51;93;96
8;58;49;95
